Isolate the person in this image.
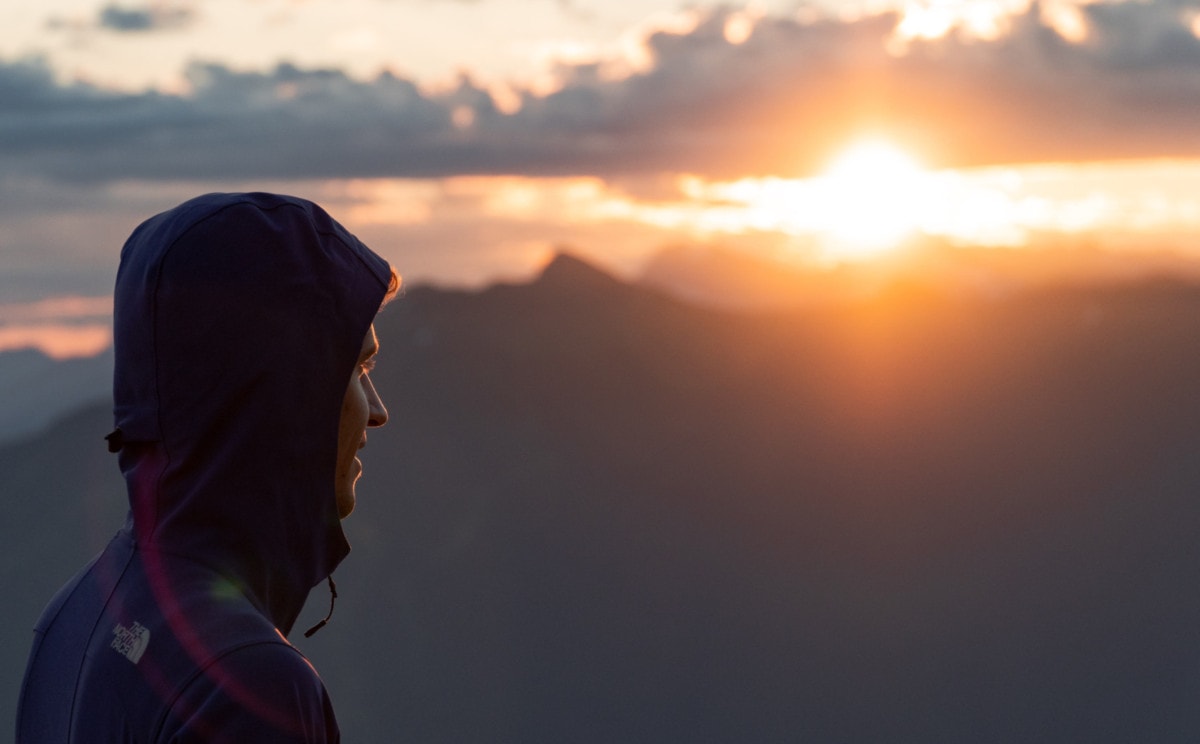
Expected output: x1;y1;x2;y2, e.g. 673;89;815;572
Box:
16;192;397;743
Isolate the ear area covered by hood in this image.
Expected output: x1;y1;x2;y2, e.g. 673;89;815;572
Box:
111;192;391;634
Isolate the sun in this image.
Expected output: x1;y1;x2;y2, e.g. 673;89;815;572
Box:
826;140;923;183
670;138;951;261
813;139;934;260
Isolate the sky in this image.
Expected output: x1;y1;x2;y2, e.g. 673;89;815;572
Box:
4;0;1200;356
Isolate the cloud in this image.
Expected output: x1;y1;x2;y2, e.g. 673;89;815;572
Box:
97;3;195;33
0;296;113;358
4;0;1200;183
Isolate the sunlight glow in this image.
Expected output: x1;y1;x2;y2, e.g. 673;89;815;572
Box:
888;0;1043;52
1041;2;1089;43
816;140;933;257
673;158;1200;263
894;4;957;41
723;6;764;44
338;180;437;225
304;158;1200;282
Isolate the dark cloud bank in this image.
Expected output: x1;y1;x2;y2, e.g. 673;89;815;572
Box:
4;0;1200;183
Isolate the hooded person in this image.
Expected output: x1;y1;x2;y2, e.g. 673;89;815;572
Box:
16;192;396;743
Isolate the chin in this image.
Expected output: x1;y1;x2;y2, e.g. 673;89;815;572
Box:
335;462;361;519
335;493;355;519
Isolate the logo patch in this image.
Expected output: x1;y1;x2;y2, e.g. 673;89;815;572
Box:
111;621;150;664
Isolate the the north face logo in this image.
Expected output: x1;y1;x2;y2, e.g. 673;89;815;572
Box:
111;621;150;664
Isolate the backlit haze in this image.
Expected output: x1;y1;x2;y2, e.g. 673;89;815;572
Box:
5;0;1200;356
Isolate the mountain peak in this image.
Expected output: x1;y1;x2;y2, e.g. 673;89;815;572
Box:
536;251;620;289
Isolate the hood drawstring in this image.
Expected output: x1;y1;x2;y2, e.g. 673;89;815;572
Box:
303;575;338;638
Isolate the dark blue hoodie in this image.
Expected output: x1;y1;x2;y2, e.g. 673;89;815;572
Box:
16;193;392;743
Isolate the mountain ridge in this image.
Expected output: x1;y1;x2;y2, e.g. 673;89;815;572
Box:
0;346;112;445
6;255;1200;741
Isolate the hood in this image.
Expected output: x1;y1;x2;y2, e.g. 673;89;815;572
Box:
112;192;392;635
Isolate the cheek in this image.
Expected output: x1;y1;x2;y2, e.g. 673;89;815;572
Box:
339;379;370;442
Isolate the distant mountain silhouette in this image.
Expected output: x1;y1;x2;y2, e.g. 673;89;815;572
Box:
537;250;626;290
0;347;112;444
638;241;1200;309
7;257;1200;742
639;244;858;308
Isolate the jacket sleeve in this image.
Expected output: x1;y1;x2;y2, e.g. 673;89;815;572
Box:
159;642;340;744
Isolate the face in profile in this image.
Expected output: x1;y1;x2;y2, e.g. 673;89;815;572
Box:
335;325;388;518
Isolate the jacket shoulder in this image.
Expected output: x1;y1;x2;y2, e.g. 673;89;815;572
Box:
156;641;339;743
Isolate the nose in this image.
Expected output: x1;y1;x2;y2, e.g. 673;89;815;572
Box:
364;374;388;427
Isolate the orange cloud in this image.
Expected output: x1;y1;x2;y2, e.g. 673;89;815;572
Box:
0;296;112;322
0;323;112;359
0;295;113;358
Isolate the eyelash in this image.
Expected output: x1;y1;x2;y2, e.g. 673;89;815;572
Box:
360;358;377;376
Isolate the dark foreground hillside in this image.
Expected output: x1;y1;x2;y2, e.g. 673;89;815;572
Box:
6;254;1200;742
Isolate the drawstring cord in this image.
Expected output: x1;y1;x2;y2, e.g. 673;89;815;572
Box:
304;575;338;638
